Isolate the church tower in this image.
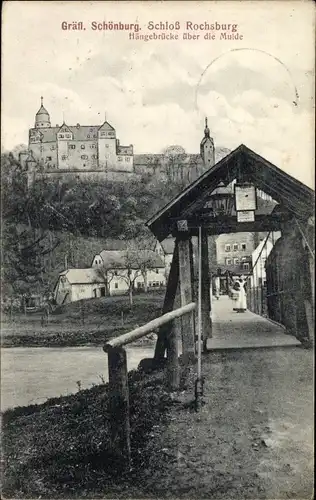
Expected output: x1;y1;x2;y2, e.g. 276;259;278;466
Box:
200;117;215;168
35;96;51;128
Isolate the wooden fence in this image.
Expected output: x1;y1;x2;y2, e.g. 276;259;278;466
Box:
103;301;196;467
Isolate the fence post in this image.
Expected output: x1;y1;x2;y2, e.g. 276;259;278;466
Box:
106;346;131;467
166;320;179;391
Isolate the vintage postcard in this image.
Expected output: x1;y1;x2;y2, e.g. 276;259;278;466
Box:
1;1;315;499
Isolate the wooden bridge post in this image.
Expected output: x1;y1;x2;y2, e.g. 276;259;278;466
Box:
201;229;212;346
165;320;180;391
154;241;179;362
106;346;131;467
178;232;196;363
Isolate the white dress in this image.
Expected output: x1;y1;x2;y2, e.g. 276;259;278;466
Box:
236;280;247;311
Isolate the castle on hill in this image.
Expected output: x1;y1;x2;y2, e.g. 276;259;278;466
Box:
19;98;226;185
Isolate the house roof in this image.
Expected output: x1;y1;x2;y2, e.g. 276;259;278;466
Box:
159;238;175;255
29;122;116;143
36;105;49;117
59;268;105;285
146;144;315;241
99;249;165;269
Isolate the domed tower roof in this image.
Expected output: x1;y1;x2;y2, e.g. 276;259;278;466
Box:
35;97;51;128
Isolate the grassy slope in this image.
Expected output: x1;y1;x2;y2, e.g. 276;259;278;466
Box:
2;369;174;499
1;292;165;347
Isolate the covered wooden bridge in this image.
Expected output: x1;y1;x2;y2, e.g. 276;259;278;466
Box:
103;143;314;465
146;144;315;360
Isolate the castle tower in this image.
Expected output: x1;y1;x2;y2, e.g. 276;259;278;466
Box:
200;117;215;168
35;96;51;128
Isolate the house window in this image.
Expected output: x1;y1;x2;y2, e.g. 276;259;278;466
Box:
92;154;98;159
114;283;118;289
126;157;131;162
233;244;239;251
234;258;239;265
81;155;88;159
59;134;64;139
87;134;90;138
101;132;106;136
241;257;247;261
61;155;67;160
118;157;122;162
243;263;250;270
108;132;114;136
241;243;247;250
65;134;71;138
69;144;76;149
46;156;52;161
81;144;85;149
106;144;109;148
225;244;231;252
93;134;97;138
156;269;159;274
51;145;55;150
114;271;118;276
226;258;232;265
90;144;96;148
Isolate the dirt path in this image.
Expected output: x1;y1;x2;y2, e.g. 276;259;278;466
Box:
137;347;314;499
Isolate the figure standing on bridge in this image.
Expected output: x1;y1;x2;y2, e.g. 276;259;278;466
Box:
232;276;247;313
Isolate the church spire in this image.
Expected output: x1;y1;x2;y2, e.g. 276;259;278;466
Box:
204;117;210;138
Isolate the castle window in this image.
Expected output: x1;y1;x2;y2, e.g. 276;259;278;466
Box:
46;156;52;161
92;154;98;159
81;155;88;159
69;144;76;149
118;157;122;162
81;145;85;149
90;144;96;148
126;157;130;162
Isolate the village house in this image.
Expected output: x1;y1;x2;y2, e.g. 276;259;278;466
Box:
250;233;281;288
91;249;166;294
54;268;107;305
153;238;175;274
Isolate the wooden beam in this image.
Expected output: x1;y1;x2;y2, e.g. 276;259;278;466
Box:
178;236;196;362
201;230;212;345
171;215;285;235
107;347;131;467
165;320;180;391
154;241;179;362
104;302;196;351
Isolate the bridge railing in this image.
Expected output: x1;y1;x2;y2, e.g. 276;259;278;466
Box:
103;301;196;467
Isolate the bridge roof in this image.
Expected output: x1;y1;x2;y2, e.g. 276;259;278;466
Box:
147;144;315;241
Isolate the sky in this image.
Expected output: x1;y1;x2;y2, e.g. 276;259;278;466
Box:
2;0;315;187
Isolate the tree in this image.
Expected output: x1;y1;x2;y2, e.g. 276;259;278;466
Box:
95;238;159;306
2;223;60;300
